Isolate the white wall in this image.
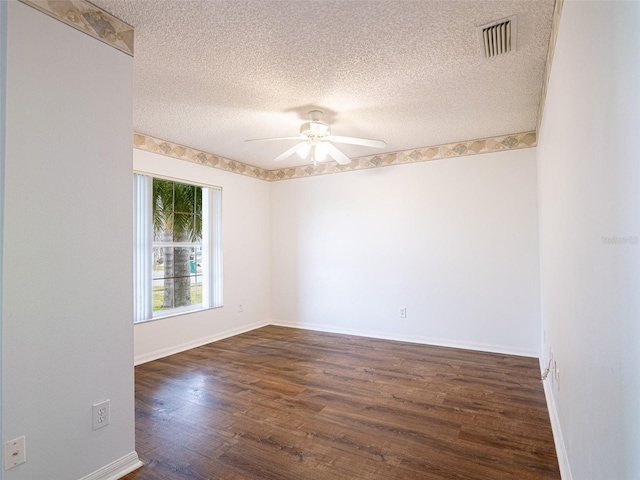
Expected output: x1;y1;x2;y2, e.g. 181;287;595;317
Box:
2;3;137;479
132;149;271;364
537;1;640;478
0;4;7;475
271;148;541;356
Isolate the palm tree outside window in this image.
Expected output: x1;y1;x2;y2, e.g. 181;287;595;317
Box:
133;174;222;322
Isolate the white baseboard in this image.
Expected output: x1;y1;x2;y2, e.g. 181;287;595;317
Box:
269;320;540;358
134;320;269;365
541;363;573;480
79;451;143;480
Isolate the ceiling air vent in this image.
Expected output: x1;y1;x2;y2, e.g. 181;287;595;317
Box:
477;15;517;58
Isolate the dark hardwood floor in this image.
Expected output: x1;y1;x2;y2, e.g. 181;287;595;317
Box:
122;326;559;480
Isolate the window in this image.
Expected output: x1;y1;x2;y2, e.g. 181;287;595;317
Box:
134;174;222;322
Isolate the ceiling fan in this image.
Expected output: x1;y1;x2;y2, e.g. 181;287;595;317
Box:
245;110;386;165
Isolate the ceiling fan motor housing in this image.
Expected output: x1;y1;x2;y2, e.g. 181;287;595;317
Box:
300;121;331;140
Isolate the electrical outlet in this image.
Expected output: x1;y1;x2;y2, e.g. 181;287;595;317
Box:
93;400;110;430
238;303;243;313
399;307;407;318
4;436;26;470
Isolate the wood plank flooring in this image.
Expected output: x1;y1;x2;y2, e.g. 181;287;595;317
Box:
122;326;559;480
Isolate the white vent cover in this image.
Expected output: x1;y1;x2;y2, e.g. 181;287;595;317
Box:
477;15;517;58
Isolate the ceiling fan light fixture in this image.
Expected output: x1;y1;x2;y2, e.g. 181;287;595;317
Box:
313;142;329;163
296;143;311;159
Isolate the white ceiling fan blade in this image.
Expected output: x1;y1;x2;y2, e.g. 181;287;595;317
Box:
325;143;352;165
330;135;386;148
245;136;304;143
273;142;307;162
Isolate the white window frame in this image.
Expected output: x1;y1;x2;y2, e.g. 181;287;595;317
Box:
133;173;223;323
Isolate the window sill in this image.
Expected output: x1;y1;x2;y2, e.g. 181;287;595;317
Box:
134;304;223;324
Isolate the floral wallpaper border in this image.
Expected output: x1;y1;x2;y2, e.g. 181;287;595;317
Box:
537;0;564;133
134;131;537;182
19;0;134;56
134;133;273;181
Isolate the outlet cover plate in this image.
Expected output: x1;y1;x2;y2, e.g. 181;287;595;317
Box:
4;436;26;470
93;400;110;430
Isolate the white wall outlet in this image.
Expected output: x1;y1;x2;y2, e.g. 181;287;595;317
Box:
399;307;407;318
238;302;243;313
92;400;110;430
4;436;26;470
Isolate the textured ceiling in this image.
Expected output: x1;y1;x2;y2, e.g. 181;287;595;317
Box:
93;0;555;170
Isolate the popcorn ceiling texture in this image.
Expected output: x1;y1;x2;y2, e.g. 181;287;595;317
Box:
95;0;555;170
